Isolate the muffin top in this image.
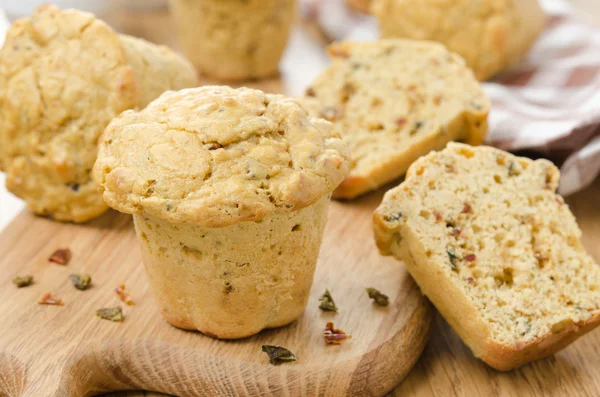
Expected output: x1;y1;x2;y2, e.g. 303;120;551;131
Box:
93;86;350;227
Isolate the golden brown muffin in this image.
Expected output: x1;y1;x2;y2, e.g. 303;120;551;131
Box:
346;0;372;13
169;0;296;81
372;0;546;80
0;5;196;222
93;86;350;338
300;39;489;199
374;143;600;370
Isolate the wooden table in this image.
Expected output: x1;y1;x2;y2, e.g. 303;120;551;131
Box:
2;1;599;396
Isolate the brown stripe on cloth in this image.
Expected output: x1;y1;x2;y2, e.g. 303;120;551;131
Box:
565;65;600;86
496;101;600;120
545;123;600;154
554;42;589;59
498;124;600;165
560;135;600;195
495;69;538;86
545;14;568;30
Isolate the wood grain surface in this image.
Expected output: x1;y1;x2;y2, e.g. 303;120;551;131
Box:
0;192;432;396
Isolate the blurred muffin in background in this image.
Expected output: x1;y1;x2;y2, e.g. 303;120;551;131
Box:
169;0;296;81
0;4;196;222
346;0;372;13
372;0;546;80
1;0;166;20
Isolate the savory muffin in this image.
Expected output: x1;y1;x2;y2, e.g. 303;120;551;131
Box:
169;0;296;81
300;39;489;199
93;86;350;339
0;4;196;222
374;143;600;370
372;0;545;80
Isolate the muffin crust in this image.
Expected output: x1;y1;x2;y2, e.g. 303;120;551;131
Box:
93;86;350;227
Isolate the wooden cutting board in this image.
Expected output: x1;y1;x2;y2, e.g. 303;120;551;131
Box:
0;190;432;397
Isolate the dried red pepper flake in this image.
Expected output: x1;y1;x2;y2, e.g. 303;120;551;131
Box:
434;211;443;222
324;322;352;344
395;118;407;127
38;292;63;306
464;254;477;262
462;203;473;214
452;228;462;237
49;248;72;265
115;284;134;305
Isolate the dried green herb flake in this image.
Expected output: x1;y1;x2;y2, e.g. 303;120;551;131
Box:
383;212;402;222
96;307;124;322
70;274;92;290
366;288;389;307
508;161;521;176
447;249;459;270
12;275;33;288
261;345;297;365
318;289;338;312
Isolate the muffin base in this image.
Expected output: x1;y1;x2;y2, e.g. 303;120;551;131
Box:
133;196;330;339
